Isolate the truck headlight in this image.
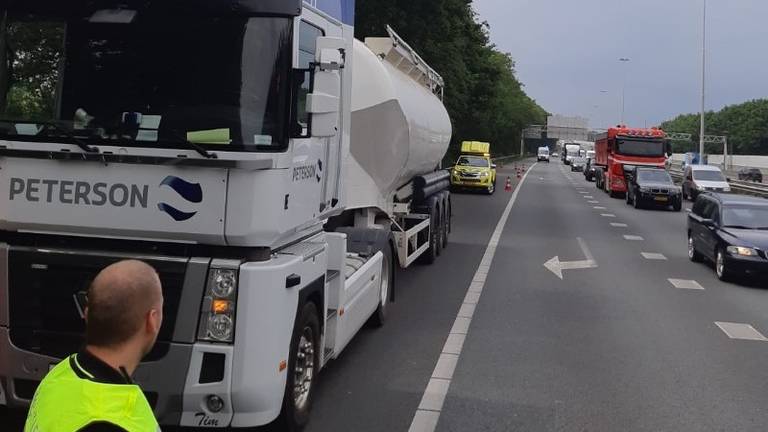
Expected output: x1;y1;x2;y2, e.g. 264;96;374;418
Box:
480;172;489;177
723;186;731;192
198;266;239;343
727;246;758;257
696;184;705;191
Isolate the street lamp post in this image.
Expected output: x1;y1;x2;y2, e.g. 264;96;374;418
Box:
619;58;630;125
699;0;707;164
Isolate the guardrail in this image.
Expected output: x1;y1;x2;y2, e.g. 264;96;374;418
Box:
669;168;768;198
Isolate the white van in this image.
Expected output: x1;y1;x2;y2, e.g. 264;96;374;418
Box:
537;147;550;162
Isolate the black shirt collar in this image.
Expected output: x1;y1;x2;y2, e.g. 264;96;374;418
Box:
72;349;134;385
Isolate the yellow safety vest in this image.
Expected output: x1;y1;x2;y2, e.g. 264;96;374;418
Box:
24;355;159;432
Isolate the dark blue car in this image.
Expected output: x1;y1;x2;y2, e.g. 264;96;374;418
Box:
687;193;768;282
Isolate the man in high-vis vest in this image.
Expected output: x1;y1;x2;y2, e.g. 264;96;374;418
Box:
25;260;164;432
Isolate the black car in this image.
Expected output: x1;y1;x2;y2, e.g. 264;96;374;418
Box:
626;167;682;211
583;158;597;181
687;193;768;281
737;167;763;183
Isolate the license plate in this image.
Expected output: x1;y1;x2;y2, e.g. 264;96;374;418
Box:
654;196;668;202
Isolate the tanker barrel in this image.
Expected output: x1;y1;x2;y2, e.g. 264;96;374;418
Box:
414;179;450;203
414;170;450;188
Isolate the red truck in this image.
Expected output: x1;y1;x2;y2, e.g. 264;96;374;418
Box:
594;126;671;197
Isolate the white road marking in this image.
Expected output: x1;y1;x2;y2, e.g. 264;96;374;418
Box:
610;223;628;227
543;237;598;279
623;235;644;241
601;213;616;218
588;200;599;204
641;252;667;260
593;206;607;210
583;195;594;199
578;191;588;194
668;279;705;290
409;162;537;432
715;322;768;341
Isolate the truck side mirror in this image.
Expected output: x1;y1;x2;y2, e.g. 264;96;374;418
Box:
491;164;497;169
307;37;346;138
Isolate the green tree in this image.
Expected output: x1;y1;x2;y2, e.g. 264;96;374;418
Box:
661;99;768;155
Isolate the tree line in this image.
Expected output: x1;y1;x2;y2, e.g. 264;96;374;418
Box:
356;0;548;162
660;99;768;155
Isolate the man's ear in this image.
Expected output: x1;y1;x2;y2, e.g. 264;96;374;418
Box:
147;309;161;334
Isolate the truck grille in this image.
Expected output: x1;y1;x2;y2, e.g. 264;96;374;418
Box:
8;248;188;360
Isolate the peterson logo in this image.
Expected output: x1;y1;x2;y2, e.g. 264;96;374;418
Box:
157;176;203;221
8;175;203;222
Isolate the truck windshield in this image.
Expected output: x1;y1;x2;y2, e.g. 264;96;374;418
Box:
457;156;489;167
0;6;292;152
616;139;665;157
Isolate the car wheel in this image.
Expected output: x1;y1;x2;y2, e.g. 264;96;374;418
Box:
633;194;642;209
688;234;703;262
673;199;682;212
715;248;732;281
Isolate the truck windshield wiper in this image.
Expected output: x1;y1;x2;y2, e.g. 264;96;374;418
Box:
37;121;100;153
161;139;219;159
723;225;754;230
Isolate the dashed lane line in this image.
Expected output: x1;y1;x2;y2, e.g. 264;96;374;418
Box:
668;279;705;290
715;322;768;341
408;162;537;432
601;213;616;218
610;223;628;227
641;252;667;260
623;235;644;241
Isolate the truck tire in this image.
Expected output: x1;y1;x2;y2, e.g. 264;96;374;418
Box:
441;193;451;249
368;242;394;327
419;201;441;264
281;303;321;432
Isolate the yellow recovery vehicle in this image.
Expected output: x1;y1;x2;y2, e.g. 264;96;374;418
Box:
450;141;497;194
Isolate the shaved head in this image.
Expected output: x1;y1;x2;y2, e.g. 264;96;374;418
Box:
85;260;163;348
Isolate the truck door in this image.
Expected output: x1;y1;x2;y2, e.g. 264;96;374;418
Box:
290;14;345;221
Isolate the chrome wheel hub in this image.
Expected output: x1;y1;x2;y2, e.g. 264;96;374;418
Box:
293;329;315;410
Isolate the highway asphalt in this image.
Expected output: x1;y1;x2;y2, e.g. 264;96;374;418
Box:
5;159;768;431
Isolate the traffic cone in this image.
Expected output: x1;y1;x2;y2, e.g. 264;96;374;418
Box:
505;177;512;191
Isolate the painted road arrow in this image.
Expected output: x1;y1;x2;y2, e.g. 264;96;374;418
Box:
543;237;598;279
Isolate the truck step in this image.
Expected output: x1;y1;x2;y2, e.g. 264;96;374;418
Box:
326;270;340;283
323;347;334;363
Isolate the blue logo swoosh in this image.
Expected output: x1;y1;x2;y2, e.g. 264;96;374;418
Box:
160;176;203;203
158;176;202;221
157;203;197;222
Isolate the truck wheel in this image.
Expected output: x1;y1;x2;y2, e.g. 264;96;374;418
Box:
486;181;495;195
281;303;320;432
369;243;394;327
441;196;450;249
420;203;441;264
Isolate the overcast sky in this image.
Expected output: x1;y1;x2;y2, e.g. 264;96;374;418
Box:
473;0;768;129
